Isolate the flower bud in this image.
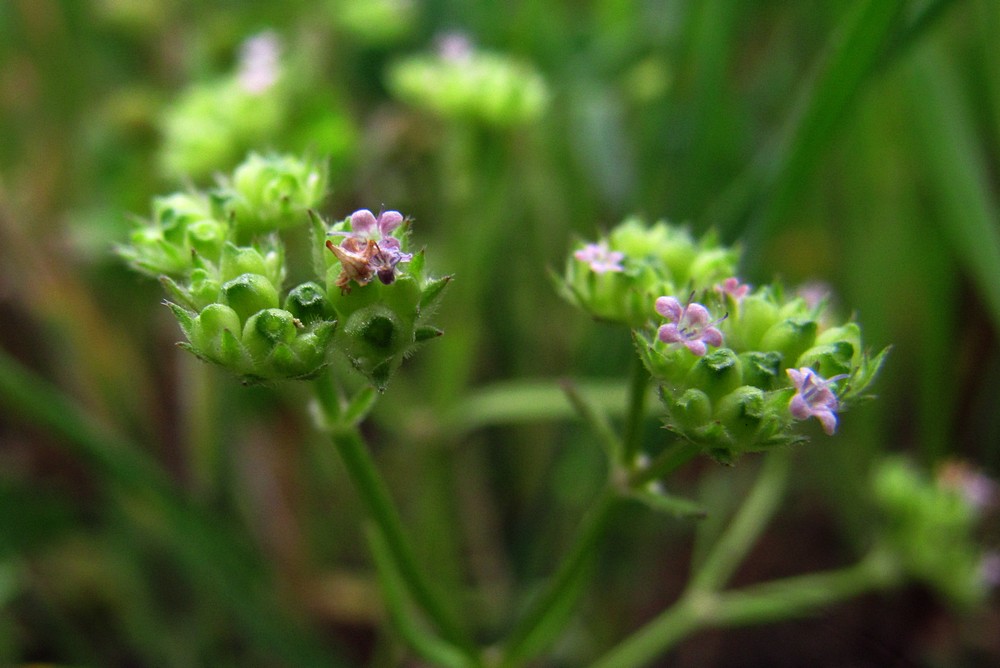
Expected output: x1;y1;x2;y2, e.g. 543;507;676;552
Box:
284;282;332;325
684;348;742;404
242;308;298;360
338;304;411;391
219;242;284;286
190;303;243;362
221;273;280;323
738;351;783;390
222;153;328;234
758;318;817;368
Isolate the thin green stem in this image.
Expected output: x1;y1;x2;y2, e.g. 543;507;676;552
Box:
365;524;478;668
688;450;790;593
590;547;901;668
500;487;622;667
627;441;700;489
328;424;476;657
621;356;650;463
560;379;622;462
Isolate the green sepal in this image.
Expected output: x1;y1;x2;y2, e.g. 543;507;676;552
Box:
165;301;195;339
418;274;452;313
414;326;444;342
160;276;196;311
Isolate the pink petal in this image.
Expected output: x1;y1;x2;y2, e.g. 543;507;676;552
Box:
786;368;807;388
683;303;711;326
655;297;683;321
350;209;377;235
684;340;708;356
378;210;404;234
701;326;723;348
815;409;838;435
657;323;682;344
789;394;812;420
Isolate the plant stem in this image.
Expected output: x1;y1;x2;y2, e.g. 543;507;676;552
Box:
627;440;700;488
590;547;901;668
688;449;790;592
621;355;649;463
500;487;622;667
327;424;476;657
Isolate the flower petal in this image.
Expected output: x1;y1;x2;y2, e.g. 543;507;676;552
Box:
378;210;404;235
655;297;683;321
657;323;682;344
350;209;377;235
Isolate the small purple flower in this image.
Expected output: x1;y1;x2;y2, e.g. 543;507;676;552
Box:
715;277;750;301
238;31;282;94
787;367;848;435
574;241;625;274
655;296;725;356
328;208;413;287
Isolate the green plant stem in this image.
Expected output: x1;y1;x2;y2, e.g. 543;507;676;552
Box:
590;547;901;668
500;488;622;667
327;424;476;657
621;356;650;463
627;440;700;488
689;450;790;592
365;524;476;668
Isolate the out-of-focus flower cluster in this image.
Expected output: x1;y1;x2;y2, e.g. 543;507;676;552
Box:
558;217;888;464
386;33;549;126
119;152;448;387
159;31;356;182
872;458;999;608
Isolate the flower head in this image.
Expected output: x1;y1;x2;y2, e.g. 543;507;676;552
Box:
328;209;413;290
655;296;725;356
715;277;750;301
574;241;625;274
787;367;848;435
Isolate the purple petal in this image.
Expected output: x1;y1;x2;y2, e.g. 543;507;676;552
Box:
655;297;683;321
684;340;708;356
815;409;838;435
683;303;711;327
350;209;377;235
378;210;404;235
701;326;724;348
786;368;807;389
657;323;682;344
789;394;810;420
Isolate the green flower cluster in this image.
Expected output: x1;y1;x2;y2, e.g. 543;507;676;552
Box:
159;31;355;181
559;217;887;464
119;152;448;387
872;458;998;608
558;217;738;328
387;34;549;126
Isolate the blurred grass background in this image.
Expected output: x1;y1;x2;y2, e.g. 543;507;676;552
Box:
1;0;998;665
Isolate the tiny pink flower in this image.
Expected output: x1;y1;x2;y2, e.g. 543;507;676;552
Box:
655;296;725;356
937;461;998;512
787;367;848;435
715;277;750;301
574;241;625;274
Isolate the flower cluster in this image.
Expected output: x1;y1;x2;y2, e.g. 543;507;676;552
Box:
558;217;888;464
315;209;450;390
386;33;549;126
872;457;999;608
119;152;448;388
558;217;739;328
158;32;356;182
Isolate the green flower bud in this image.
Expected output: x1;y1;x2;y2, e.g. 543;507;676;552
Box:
666;388;712;431
242;308;297;360
714;386;766;446
219;242;284;286
758;318;817;368
684;348;742;404
186;218;227;260
284;282;332;325
190;303;243;362
731;293;780;350
188;268;222;310
738;351;783;390
795;341;854;379
221;153;327;234
221;273;280;323
338;304;410;391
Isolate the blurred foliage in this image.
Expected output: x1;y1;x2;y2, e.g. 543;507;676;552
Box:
1;0;999;665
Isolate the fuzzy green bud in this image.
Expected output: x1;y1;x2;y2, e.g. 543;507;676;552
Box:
221;273;280;323
242;308;297;360
222;153;328;234
758;318;817;368
684;348;743;404
284;282;332;325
